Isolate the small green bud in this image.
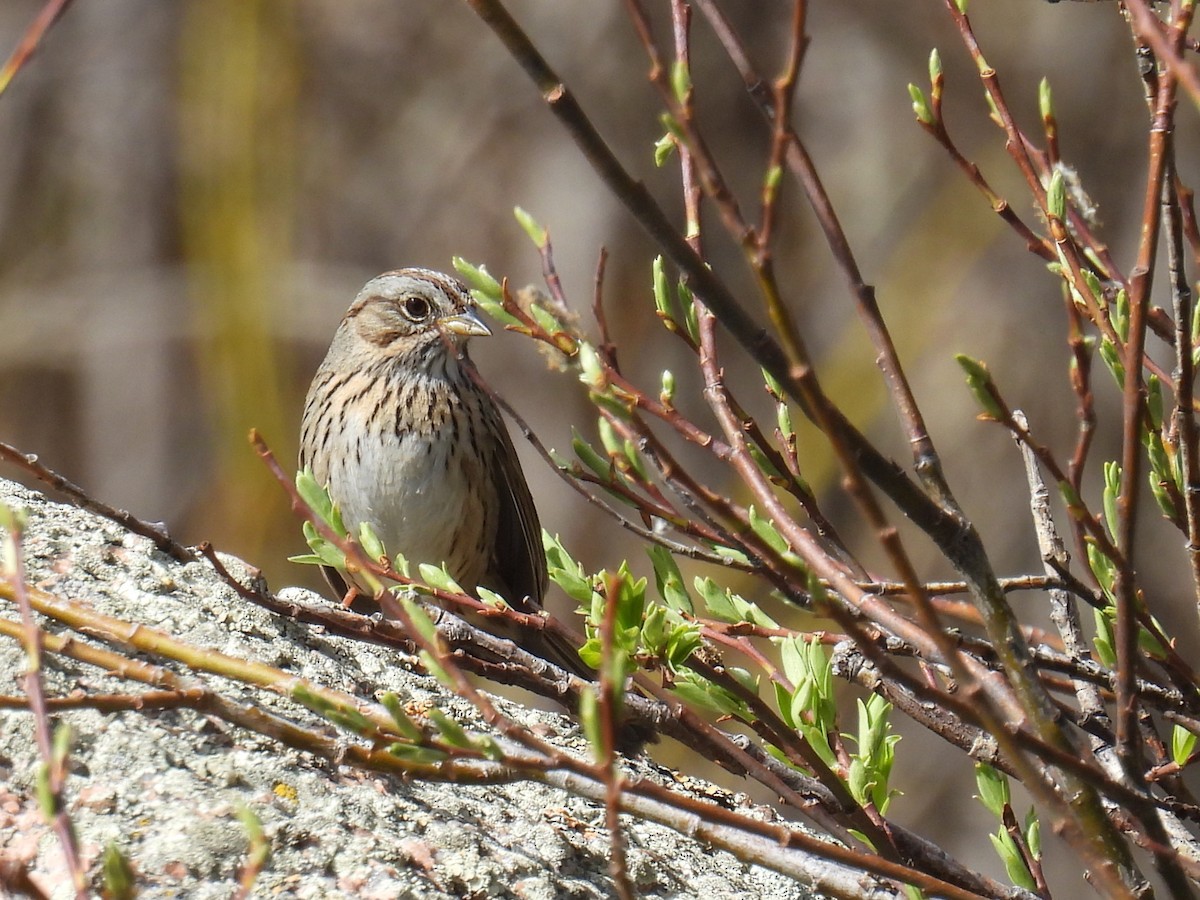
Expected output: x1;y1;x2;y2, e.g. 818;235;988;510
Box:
671;59;691;105
954;354;1005;420
451;256;502;301
653;132;676;167
764;164;782;192
908;84;933;125
513;207;548;247
652;256;674;326
660;369;676;406
1172;724;1198;768
1147;374;1164;431
975;763;1010;818
1046;170;1066;220
1038;77;1053;121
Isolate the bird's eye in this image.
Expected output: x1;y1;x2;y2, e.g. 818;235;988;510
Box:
402;296;431;321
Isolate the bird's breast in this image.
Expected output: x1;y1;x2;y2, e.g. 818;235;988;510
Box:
323;374;497;591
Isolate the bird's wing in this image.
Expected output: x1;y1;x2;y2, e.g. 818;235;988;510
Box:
488;411;548;614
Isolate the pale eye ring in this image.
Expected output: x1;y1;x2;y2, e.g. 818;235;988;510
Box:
402;296;431;321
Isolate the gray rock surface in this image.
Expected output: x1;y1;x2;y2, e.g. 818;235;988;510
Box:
0;478;821;899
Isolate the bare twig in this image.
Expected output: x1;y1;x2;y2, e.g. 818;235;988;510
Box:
0;0;75;97
0;509;88;898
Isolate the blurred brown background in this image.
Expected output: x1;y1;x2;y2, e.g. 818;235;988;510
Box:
0;0;1191;889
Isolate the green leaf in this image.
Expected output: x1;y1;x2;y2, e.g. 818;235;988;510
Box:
677;278;700;343
764;164;782;193
1147;374;1163;430
1173;724;1197;768
1039;77;1053;121
1097;337;1125;388
652;256;677;329
954;354;1005;420
761;367;784;398
709;543;753;566
1102;460;1121;543
475;734;505;762
975;763;1010;819
296;469;346;535
398;591;439;645
35;763;54;816
990;828;1037;891
391;549;411;579
579;685;602;754
1147;434;1179;521
51;722;72;766
451;258;522;329
528;302;562;337
908;83;933;125
1092;606;1116;668
428;708;472;749
647;545;694;614
325;706;377;738
1046;170;1066;220
359;521;387;562
640;603;668;654
451;256;502;301
670;59;691;104
746;440;784;482
387;743;449;764
779;635;806;687
236;804;270;866
1024;808;1041;861
418;649;451;687
660;369;676;406
623;438;650;482
671;670;751;720
577;342;606;390
103;843;137;900
513;206;547;247
476;586;510;610
572;429;612;481
543;533;596;609
1080;268;1103;303
799;722;838;769
418;563;465;595
660;113;685;149
1114;289;1131;343
774;680;795;729
847;695;899;811
776;401;794;442
299;520;345;568
748;505;788;555
612;563;649;635
693;576;778;628
1086;542;1116;603
848;757;870;807
663;623;703;670
380;692;424;742
291;683;335;716
653;132;676;167
728;666;758;697
597;415;622;459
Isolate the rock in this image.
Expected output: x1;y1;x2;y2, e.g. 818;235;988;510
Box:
0;479;820;899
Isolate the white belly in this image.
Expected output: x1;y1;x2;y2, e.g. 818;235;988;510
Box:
323;413;493;591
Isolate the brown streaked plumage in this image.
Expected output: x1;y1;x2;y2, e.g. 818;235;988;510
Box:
300;268;586;677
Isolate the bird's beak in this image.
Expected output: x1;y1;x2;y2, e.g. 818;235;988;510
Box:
437;308;492;338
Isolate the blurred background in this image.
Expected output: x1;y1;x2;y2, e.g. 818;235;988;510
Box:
0;0;1193;890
